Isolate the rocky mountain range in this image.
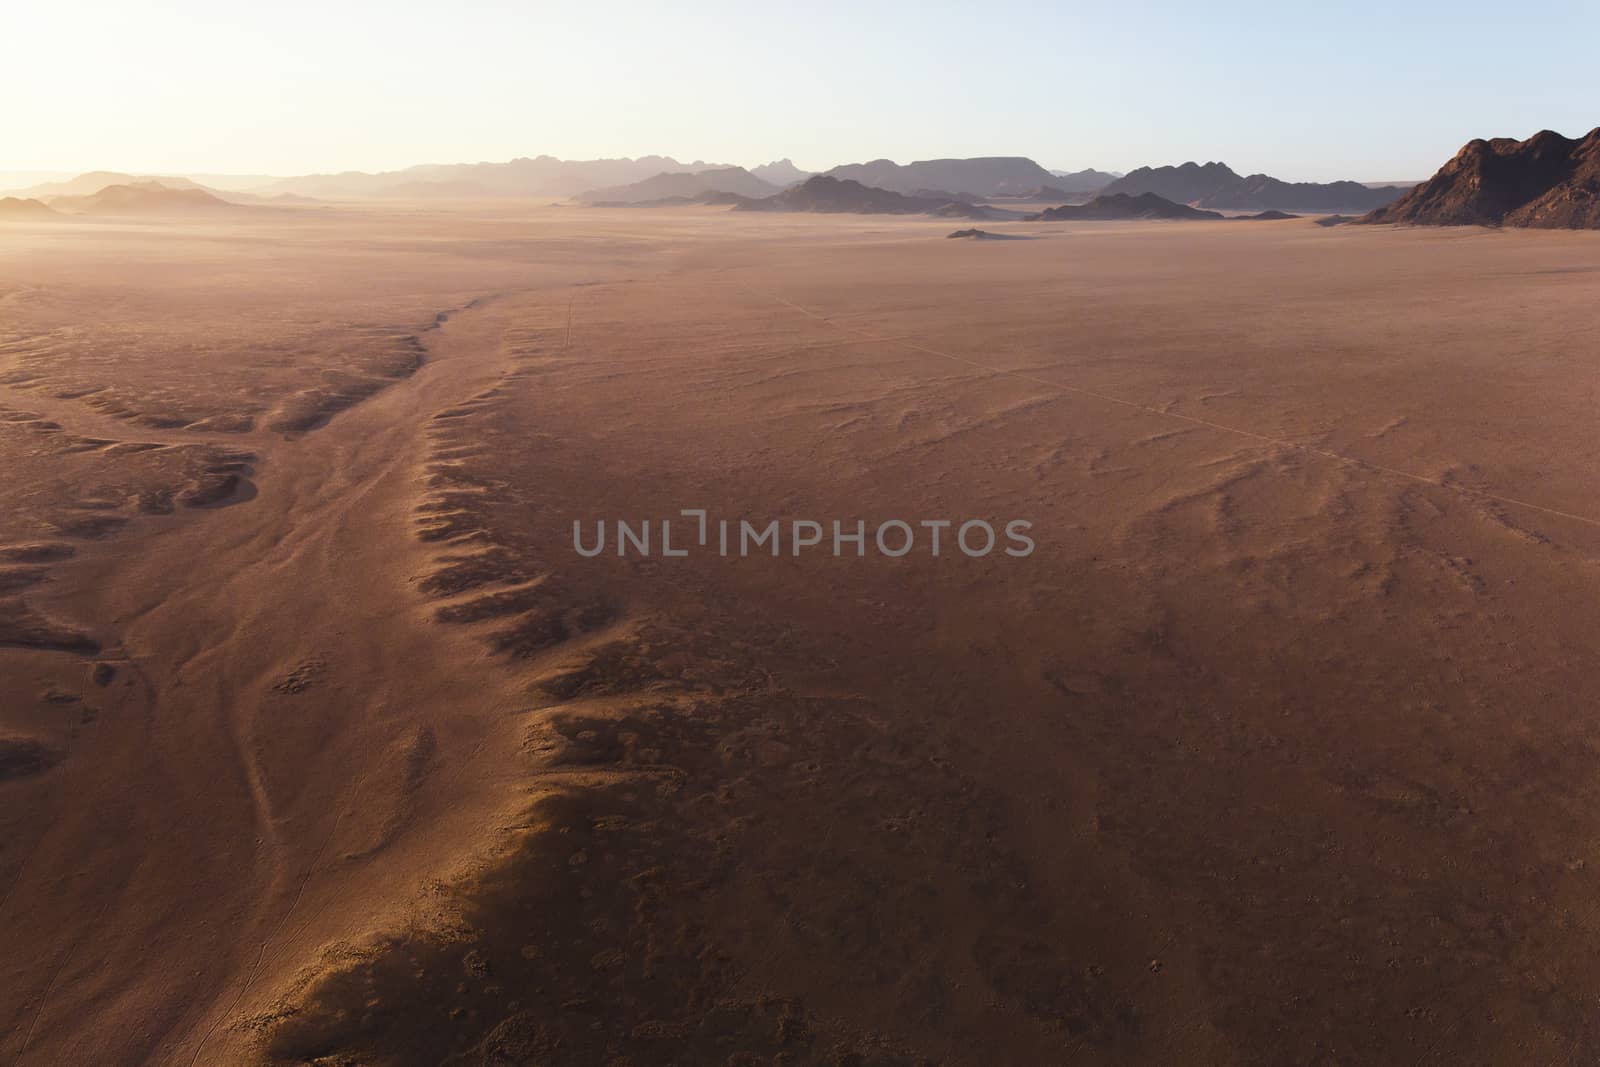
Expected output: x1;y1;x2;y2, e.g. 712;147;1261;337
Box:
1360;128;1600;228
733;175;1003;217
1027;193;1224;221
259;156;741;199
47;182;248;216
7;170;215;199
819;157;1066;198
4;154;1428;218
576;167;779;205
1103;162;1407;213
1047;167;1122;192
6;157;1124;206
749;159;813;187
0;197;62;221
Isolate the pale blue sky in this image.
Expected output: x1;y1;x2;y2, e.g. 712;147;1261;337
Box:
7;0;1597;180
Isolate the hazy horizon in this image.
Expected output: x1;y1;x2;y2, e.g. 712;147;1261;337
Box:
7;0;1597;183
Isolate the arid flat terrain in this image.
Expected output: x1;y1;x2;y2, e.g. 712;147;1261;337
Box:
3;205;1600;1065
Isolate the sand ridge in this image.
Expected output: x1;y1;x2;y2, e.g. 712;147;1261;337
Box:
0;246;605;1061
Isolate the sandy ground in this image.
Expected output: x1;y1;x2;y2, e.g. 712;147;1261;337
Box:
2;205;1600;1065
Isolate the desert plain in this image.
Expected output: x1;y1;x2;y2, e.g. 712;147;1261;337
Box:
2;203;1600;1065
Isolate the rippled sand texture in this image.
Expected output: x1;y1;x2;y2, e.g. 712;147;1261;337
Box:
3;207;1600;1065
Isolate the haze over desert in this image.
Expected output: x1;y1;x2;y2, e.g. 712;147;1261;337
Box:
5;2;1600;1064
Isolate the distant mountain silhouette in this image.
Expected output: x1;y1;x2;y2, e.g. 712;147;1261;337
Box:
1102;162;1241;203
909;188;983;203
1026;193;1223;221
692;190;758;207
581;190;754;209
596;179;1020;219
0;197;63;221
734;175;1013;218
7;171;214;199
44;155;1109;204
821;157;1060;197
50;182;245;216
263;156;740;199
737;175;947;214
1047;168;1120;192
1104;162;1405;213
749;159;813;186
577;167;778;204
1236;209;1301;221
1360;128;1600;228
1199;176;1405;213
929;201;1019;221
984;184;1072;202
